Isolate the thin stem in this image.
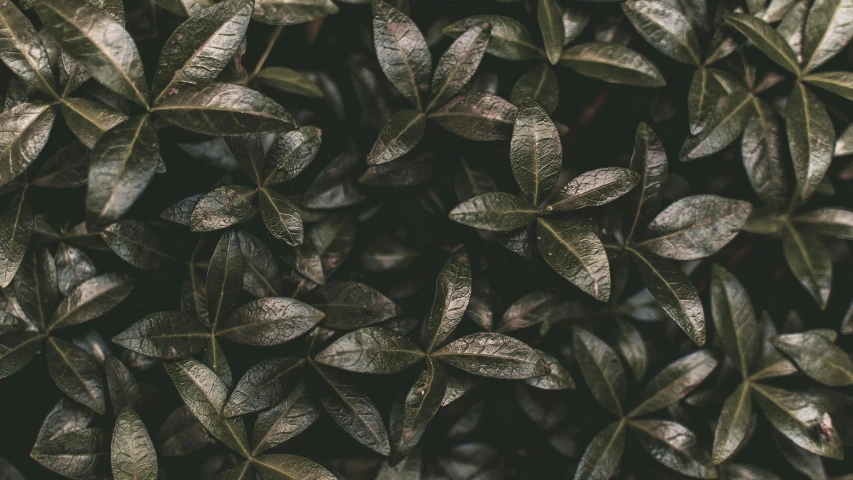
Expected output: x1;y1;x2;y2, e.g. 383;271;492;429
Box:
251;26;284;79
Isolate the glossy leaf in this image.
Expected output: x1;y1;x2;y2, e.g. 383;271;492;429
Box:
104;356;143;414
389;358;447;459
432;332;548;379
310;281;401;329
31;428;109;479
367;110;426;166
255;67;323;98
622;0;702;65
560;43;666;87
510;100;562;205
207;230;244;332
60;98;127;150
681;89;754;161
511;64;558;114
546;168;639;212
218;297;324;345
259;188;303;246
372;0;431;110
574;421;626;480
315;327;423;374
630;349;718;416
0;102;56;188
742;99;790;211
48;272;134;332
0;1;58;96
781;225;832;309
629;419;716;478
427;22;491;111
113;311;208;360
793;207;853;239
111;409;157;480
427;92;518;141
449;192;537;232
224;357;305;417
572;327;627;415
46;337;106;415
724;13;800;74
627;122;668;239
771;331;853;386
713;383;753;464
0;193;32;289
537;217;610;302
443;15;544;60
422;250;471;352
252;0;339;26
538;0;564;65
786;83;835;203
0;331;44;379
802;0;853;71
251;382;319;455
252;454;336;480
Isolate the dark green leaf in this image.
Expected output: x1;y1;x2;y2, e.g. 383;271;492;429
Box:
449;192;537;232
510;100;562;205
0;102;56;188
156;406;215;457
614;317;647;381
629;419;716;478
572;327;626;415
48;272;134;332
443;15;545;60
497;290;560;333
60;98;127;150
432;332;547;379
46;337;106;415
0;1;58;96
367;110;426;166
252;382;319;455
546;168;639;212
630;349;718;416
102;221;172;270
259;188;304;246
315;327;423;374
427;23;491;111
713;383;753;464
511;64;559;115
771;331;853;386
0;331;44;379
421;250;471;352
802;0;853;71
204;336;233;388
538;0;564;65
711;264;760;376
223;357;305;417
687;68;724;135
627;122;668;240
724;13;800;74
781;224;832;309
786;83;835;203
255;67;324;98
681;89;754;161
32;141;90;189
793;207;853;239
236;231;282;298
252;0;339;26
390;358;446;460
0;193;32;289
560;43;666;87
372;0;431;110
574;421;626;480
208;230;243;332
742;99;790;211
14;248;57;331
622;0;702;65
218;297;324;345
190;186;257;233
105;356;143;413
154;0;211;17
252;454;336;480
427;92;518;141
536;217;610;302
264;127;322;185
311;281;401;329
31;428;109;479
113;311;208;360
524;350;574;390
804;71;853;101
55;243;97;296
111;409;157;480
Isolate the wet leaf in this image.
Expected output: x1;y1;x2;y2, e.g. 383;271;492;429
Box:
259;187;303;246
0;1;58;96
389;358;446;459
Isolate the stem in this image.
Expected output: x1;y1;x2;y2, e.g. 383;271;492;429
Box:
251;26;284;79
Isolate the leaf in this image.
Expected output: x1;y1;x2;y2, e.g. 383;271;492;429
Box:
164;358;250;457
316;327;423;374
560;43;665;87
31;428;110;479
14;247;57;331
113;311;208;360
55;243;97;296
255;67;323;98
771;331;853;386
497;290;560;333
264;127;322;185
46;337;106;415
804;71;853;101
313;363;391;455
630;349;718;416
0;331;44;379
0;102;56;188
449;192;537;232
629;248;705;346
421;250;471;352
511;64;559;115
546;168;639;212
48;272;134;332
0;311;25;336
218;297;324;346
680;89;754;161
367;111;426;167
259;188;304;246
35;0;148;106
60;98;127;150
0;193;32;288
252;382;319;455
574;421;626;480
252;0;339;26
154;0;211;17
629;419;716;478
310;281;401;329
207;230;243;332
151;0;252;105
778;0;808;62
372;0;431;110
688;68;724;135
156;406;214;457
802;0;853;71
781;225;832;309
225;134;265;185
724;13;800;74
627;123;668;240
223;357;305;417
0;1;58;96
204;336;233;388
536;0;563;65
235;231;281;298
152;83;296;135
614;317;647;381
793;207;853;239
427;92;518;141
751;383;843;459
252;454;336;480
536;217;611;302
713;383;753;464
105;356;143;413
510;100;562;205
190;186;257;233
111;409;157;480
786;83;835;203
742;99;790;211
524;350;574;390
622;0;702;65
571;327;626;415
711;265;760;378
427;22;491;111
86;115;160;229
101;220;173;270
443;15;544;60
32;142;90;189
432;332;547;379
389;358;447;459
376;448;422;480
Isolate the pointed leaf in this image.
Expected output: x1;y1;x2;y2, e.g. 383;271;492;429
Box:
793;207;853;239
688;68;724;135
252;454;336;480
252;0;339;26
432;332;547;379
537;217;610;302
46;337;106;415
218;297;324;346
511;64;559;115
622;0;702;65
315;327;423;374
190;186;257;233
786;83;834;203
771;331;853;386
712;383;753;464
60;98;127;150
422;250;471;352
627;122;667;240
310;281;401;329
560;43;665;87
48;272;134;332
443;15;544;60
630;349;718;416
574;421;626;480
367;110;426;166
572;327;626;415
208;230;243;332
428;92;518;141
55;243;97;296
742;99;790;210
0;193;32;289
427;23;491;111
255;67;323;98
546;167;639;212
449;192;537;232
390;358;447;459
681;89;754;161
224;357;305;417
711;265;760;376
804;71;853;101
113;311;208;360
31;428;109;479
510;100;562;205
524;350;574;390
264;127;322;185
0;331;44;379
781;224;832;309
629;419;716;478
259;188;304;246
14;247;57;331
111;409;157;480
0;102;56;188
372;0;431;110
32;141;90;189
105;356;143;413
252;382;319;455
802;0;853;71
0;1;58;96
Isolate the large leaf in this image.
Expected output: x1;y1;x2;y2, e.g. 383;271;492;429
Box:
207;230;243;332
218;297;324;345
781;225;832;309
252;382;319;455
449;192;537;232
546;167;639;212
252;0;339;26
572;327;627;415
389;358;447;460
802;0;853;71
560;43;666;87
35;0;149;106
427;92;518;141
151;0;252;104
48;272;134;332
0;102;56;188
510;100;562;206
786;83;834;203
724;13;800;74
164;358;250;457
432;332;548;379
574;421;626;480
0;1;58;96
111;409;157;480
46;337;106;415
372;0;431;110
366;110;426;166
622;0;702;65
252;454;336;480
427;22;491;111
310;281;401;329
443;15;544;60
259;187;304;246
711;265;760;376
629;419;716;478
31;428;109;480
771;331;853;386
113;311;208;360
421;250;471;352
315;327;423;374
0;192;32;288
630;349;718;416
536;217;610;302
712;383;753;464
223;357;305;417
60;98;127;150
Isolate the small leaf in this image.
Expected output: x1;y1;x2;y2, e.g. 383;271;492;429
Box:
252;0;339;26
421;250;471;352
0;193;32;288
102;221;172;270
724;13;800;74
771;331;853;386
255;67;324;98
190;186;257;233
546;167;639;212
786;83;835;203
622;0;702;65
630;349;718;416
0;102;56;188
113;311;208;360
574;421;626;480
46;337;106;415
372;0;431;110
560;42;666;87
538;0;564;65
60;98;127;149
49;272;134;332
0;1;58;96
537;217;611;302
310;281;401;329
629;419;716;478
511;64;558;115
510;100;562;205
713;383;753;464
427;23;491;111
793;207;853;239
449;192;537;232
218;297;324;346
316;327;423;374
427;92;518;141
223;357;305;417
572;327;626;415
443;15;544;60
781;224;832;309
207;230;243;332
31;428;109;479
55;243;97;296
252;382;319;455
802;0;853;71
111;409;157;480
252;454;336;480
432;332;548;379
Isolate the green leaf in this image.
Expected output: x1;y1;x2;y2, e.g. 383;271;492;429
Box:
152;83;296;135
225;134;265;185
215;461;253;480
802;0;853;71
771;331;853;386
614;317;647;381
629;248;705;346
572;327;627;415
164;358;250;457
787;83;835;203
712;383;753;464
156;406;214;457
711;265;760;376
627;122;668;240
546;167;639;212
252;0;339;26
496;290;560;333
389;358;446;460
724;13;800;74
252;454;336;480
681;88;754;161
60;98;127;150
752;383;843;459
443;15;545;61
560;42;666;87
449;192;537;232
316;327;423;374
630;349;718;416
111;409;157;480
113;311;208;360
574;421;626;480
0;192;32;289
218;297;324;345
313;363;391;455
0;102;56;188
32;142;90;189
510;100;562;205
101;220;172;270
536;217;610;302
0;331;44;379
427;23;491;112
793;207;853;239
31;428;110;479
511;64;559;115
46;337;106;415
372;0;431;110
367;111;426;166
259;188;304;246
48;272;134;332
637;195;752;260
207;230;243;332
105;356;143;413
422;250;471;352
742;99;790;211
223;357;305;417
35;0;149;106
432;332;548;379
804;71;853;101
255;67;323;98
204;336;233;388
86;115;160;229
310;281;401;329
190;186;257;233
428;92;518;141
0;1;58;96
14;248;57;332
781;224;832;309
629;419;716;478
777;0;808;62
264;127;322;186
236;231;282;298
524;349;574;390
622;0;702;65
252;382;319;455
688;68;725;135
538;0;564;65
151;0;252;105
0;311;25;336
